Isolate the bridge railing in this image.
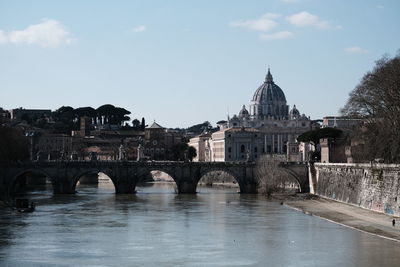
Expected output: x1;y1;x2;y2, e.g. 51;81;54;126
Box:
279;161;308;166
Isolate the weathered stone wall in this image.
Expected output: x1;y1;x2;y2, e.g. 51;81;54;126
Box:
313;163;400;216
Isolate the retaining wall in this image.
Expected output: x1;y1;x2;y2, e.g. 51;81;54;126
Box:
312;163;400;217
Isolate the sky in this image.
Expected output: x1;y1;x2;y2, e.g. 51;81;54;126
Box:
0;0;399;128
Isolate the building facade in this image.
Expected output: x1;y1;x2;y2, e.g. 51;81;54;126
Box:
322;116;362;129
190;69;318;162
144;121;183;160
188;132;212;162
34;133;73;160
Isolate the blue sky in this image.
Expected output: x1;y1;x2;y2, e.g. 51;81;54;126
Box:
1;0;399;128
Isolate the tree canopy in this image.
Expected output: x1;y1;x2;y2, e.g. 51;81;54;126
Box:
50;104;135;133
186;121;219;134
186;121;212;134
170;143;197;161
297;127;342;145
187;146;197;162
74;107;96;117
341;52;400;162
96;104;131;125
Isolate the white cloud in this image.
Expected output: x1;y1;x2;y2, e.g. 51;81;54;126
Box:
259;31;294;41
132;25;147;33
0;19;73;47
229;13;280;32
345;46;369;54
286;11;340;29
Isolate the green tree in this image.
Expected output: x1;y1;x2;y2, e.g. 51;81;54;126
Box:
297;127;342;161
171;143;188;161
52;106;77;133
297;127;342;146
187;121;212;134
187;146;197;162
74;107;96;117
131;119;140;129
96;104;131;125
53;106;74;121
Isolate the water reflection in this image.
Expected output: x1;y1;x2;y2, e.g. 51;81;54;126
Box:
1;182;400;266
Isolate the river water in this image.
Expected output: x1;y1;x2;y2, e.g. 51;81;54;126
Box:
1;182;400;267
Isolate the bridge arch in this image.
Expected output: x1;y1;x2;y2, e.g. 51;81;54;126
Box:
196;163;258;194
72;169;117;193
198;169;240;188
148;172;175;181
140;168;178;191
10;168;54;195
280;168;305;192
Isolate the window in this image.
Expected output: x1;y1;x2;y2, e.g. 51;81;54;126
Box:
228;147;232;153
254;147;258;153
240;145;245;153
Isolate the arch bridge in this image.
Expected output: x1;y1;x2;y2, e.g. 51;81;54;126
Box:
0;160;309;195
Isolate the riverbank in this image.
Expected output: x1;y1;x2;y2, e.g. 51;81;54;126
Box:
284;194;400;242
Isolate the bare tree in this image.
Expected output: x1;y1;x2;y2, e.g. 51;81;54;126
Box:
341;52;400;162
255;155;294;197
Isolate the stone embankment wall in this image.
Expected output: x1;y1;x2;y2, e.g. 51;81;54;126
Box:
311;163;400;217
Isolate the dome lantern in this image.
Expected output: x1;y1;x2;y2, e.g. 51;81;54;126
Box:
265;68;273;83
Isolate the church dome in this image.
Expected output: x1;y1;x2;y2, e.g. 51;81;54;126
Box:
250;68;289;119
251;69;286;103
238;105;249;117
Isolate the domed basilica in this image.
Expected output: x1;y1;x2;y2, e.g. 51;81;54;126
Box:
224;69;308;128
190;69;316;162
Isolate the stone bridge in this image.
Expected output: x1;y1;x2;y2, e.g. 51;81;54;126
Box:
0;160;310;196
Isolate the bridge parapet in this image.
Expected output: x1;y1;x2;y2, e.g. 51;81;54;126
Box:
279;161;308;166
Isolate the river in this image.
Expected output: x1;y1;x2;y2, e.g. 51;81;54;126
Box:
1;182;400;266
